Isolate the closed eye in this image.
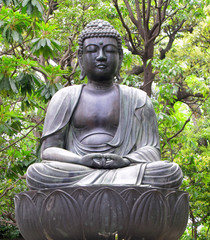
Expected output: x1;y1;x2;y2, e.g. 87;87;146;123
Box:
85;45;98;53
104;45;117;53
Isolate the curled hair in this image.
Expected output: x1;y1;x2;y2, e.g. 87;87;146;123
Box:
78;19;123;57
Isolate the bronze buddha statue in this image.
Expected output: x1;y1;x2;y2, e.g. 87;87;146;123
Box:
26;20;182;189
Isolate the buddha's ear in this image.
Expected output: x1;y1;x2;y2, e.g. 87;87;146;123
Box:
78;52;86;80
115;51;124;81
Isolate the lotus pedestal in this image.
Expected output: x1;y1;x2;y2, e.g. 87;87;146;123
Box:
15;186;189;240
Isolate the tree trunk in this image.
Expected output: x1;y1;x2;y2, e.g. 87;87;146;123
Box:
141;42;155;97
190;208;198;239
192;224;198;239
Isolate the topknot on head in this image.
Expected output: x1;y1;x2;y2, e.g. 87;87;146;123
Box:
78;19;122;56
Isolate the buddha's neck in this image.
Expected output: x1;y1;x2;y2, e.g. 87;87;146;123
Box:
86;80;114;90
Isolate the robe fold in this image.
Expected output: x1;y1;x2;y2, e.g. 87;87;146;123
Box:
27;84;182;189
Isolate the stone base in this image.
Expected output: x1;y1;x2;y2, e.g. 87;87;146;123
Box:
15;186;189;240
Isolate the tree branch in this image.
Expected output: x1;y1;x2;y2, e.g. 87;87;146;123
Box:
64;61;79;86
149;0;169;39
142;0;146;31
159;19;186;59
146;0;152;30
123;0;138;26
45;0;57;23
155;35;168;45
0;176;25;199
0;29;32;56
113;0;141;55
127;65;144;75
31;66;48;80
59;36;75;69
0;219;17;226
162;96;207;148
177;88;204;101
167;117;191;143
140;78;155;91
135;0;144;38
147;1;163;44
164;5;187;23
0;118;44;152
161;0;169;22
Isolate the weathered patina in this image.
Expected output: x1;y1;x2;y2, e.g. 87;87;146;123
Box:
26;20;182;190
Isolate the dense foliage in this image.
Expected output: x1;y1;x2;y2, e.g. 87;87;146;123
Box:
0;0;209;239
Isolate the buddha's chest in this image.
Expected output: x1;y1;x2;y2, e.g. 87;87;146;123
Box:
72;87;120;131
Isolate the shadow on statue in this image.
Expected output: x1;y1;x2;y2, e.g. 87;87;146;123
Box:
15;20;189;240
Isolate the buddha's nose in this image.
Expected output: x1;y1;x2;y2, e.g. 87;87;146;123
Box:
96;49;107;61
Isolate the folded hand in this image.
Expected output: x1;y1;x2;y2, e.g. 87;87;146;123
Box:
81;153;130;169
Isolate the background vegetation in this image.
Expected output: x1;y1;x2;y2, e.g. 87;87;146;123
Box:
0;0;209;239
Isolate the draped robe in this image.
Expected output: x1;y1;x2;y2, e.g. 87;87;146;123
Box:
26;84;182;189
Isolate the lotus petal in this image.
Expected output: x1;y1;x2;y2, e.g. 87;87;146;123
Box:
32;192;47;215
165;192;189;240
120;188;142;211
15;186;189;240
40;190;82;240
82;188;129;240
129;189;168;239
72;188;90;209
15;194;46;240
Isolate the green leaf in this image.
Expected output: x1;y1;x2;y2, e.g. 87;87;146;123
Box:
146;59;152;67
32;75;42;87
1;0;11;6
40;86;48;96
49;85;56;96
9;78;18;93
51;39;61;50
0;21;4;28
22;0;30;7
31;38;40;44
4;111;24;119
31;0;36;6
35;2;43;14
46;38;53;50
0;76;10;91
39;38;46;47
11;30;19;42
21;101;25;111
0;73;4;81
27;3;33;15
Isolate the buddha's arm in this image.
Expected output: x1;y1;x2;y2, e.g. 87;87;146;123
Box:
42;147;81;163
125;146;161;163
41;126;82;163
41;127;129;168
43;146;129;168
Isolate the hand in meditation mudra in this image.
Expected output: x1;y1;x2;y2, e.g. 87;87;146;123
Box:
27;20;182;189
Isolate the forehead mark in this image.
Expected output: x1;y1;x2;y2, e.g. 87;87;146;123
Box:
99;40;103;45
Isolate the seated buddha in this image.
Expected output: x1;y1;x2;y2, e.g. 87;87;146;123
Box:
26;20;182;190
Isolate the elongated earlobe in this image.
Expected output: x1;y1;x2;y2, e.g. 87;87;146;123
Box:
115;70;121;81
115;52;123;81
78;55;86;80
80;70;86;80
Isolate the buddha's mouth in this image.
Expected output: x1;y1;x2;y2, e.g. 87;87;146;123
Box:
96;64;107;69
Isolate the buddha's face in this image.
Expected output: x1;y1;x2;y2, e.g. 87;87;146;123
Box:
81;37;121;82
